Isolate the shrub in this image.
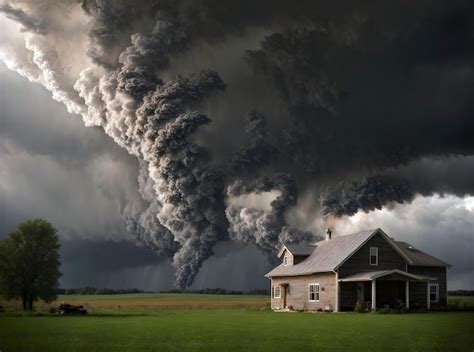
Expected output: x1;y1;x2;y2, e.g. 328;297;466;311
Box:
377;307;391;314
376;307;410;314
354;300;368;313
49;307;58;314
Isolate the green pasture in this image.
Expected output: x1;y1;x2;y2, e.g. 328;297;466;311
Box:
0;294;473;351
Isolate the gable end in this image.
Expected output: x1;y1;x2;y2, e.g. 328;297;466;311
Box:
335;228;412;271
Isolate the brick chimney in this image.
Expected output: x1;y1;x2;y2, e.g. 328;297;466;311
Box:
325;228;332;241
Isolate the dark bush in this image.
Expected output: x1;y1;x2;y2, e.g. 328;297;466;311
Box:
354;300;368;313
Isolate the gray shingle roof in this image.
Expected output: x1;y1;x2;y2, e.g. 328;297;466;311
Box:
266;229;377;277
265;228;451;278
395;241;451;267
280;244;316;257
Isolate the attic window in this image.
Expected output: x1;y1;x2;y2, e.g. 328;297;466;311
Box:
370;247;378;266
284;256;288;266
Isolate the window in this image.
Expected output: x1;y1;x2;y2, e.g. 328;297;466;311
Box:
369;247;378;265
429;283;439;303
309;284;320;301
284;256;288;266
273;286;281;299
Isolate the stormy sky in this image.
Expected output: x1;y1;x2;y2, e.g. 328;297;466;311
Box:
0;1;473;290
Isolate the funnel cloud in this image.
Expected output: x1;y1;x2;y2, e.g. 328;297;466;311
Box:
1;0;473;288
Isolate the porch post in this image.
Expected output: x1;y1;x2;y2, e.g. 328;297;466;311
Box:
371;279;376;311
427;282;431;310
405;281;409;309
335;271;340;312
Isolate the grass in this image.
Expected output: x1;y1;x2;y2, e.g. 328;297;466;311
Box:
0;293;269;311
448;295;474;309
0;294;473;351
1;310;473;351
0;293;269;312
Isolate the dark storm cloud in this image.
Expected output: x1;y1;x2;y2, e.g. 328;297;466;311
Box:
0;2;47;35
2;0;474;288
321;176;415;217
59;240;272;291
321;156;474;216
0;62;138;240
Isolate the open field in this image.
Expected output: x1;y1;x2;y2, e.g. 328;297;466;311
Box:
1;293;269;311
448;295;474;309
2;293;472;311
0;309;473;351
1;294;473;351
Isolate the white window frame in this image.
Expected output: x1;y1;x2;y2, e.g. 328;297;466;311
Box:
369;247;378;266
273;286;281;299
283;256;288;266
429;283;439;303
308;283;320;302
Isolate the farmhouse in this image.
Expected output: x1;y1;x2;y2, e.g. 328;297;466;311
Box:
265;228;450;311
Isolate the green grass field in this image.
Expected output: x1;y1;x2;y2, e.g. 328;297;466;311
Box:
0;294;473;351
448;295;474;309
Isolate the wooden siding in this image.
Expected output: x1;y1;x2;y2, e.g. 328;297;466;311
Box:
408;282;428;309
338;233;406;278
281;249;294;266
271;272;336;311
408;266;447;308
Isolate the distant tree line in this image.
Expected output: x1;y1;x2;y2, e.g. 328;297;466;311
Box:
57;287;149;295
57;287;270;296
159;288;270;295
448;290;474;296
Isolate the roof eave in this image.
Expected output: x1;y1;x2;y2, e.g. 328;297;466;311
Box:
266;270;334;278
277;245;288;258
339;269;431;282
409;262;452;268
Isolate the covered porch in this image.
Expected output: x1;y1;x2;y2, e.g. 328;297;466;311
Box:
338;269;433;311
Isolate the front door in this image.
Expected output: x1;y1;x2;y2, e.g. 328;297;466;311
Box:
283;286;287;308
357;282;364;303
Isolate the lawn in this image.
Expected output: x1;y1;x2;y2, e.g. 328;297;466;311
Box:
0;311;473;351
0;294;473;351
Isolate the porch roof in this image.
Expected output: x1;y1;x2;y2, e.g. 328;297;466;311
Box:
339;269;432;282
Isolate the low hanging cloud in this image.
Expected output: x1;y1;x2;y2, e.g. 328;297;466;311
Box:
1;0;474;288
0;62;140;241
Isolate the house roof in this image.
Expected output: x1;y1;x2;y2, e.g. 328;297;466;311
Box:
265;228;449;278
338;269;433;282
278;244;317;258
395;241;451;267
266;229;380;277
